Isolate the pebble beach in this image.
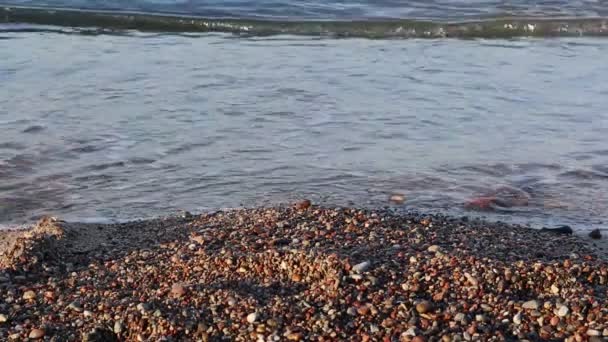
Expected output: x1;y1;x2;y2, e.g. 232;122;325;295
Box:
0;203;607;341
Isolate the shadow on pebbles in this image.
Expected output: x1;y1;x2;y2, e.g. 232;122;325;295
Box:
0;204;607;341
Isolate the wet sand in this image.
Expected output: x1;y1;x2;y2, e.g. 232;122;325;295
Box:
0;204;607;341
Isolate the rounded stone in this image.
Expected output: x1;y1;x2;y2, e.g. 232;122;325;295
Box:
171;283;186;297
416;301;433;314
513;313;522;325
522;300;539;310
22;290;36;300
557;306;569;317
247;312;258;323
29;329;45;339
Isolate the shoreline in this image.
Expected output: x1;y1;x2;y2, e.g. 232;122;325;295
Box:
1;204;607;340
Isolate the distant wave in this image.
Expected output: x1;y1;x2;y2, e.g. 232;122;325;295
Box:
2;5;608;38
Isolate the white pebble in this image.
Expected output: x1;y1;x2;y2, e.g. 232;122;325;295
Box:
247;312;258;323
557;306;569;317
513;312;522;325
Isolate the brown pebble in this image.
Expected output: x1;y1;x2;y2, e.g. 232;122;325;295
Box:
286;332;303;341
412;336;427;342
29;329;45;339
171;283;186;297
295;199;311;210
416;301;433;314
589;229;602;239
550;316;560;326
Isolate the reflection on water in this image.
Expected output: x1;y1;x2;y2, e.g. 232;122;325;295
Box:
1;33;607;231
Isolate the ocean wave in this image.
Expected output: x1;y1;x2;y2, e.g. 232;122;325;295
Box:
2;5;608;38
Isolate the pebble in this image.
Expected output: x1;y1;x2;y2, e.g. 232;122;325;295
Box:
513;313;522;325
550;316;560;326
295;200;311;210
171;283;186;297
587;329;601;336
416;301;433;314
247;312;258;323
428;245;441;253
113;321;123;334
557;306;569;317
522;300;539;310
352;261;371;273
29;328;45;339
22;290;36;300
0;314;7;323
551;284;560;294
454;313;466;323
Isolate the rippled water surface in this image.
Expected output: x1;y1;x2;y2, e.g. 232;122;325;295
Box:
1;32;608;230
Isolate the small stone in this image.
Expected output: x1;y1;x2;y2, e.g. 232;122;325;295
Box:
0;314;7;323
347;307;357;316
29;328;45;339
454;313;466;323
295;199;311;210
412;337;426;342
551;284;559;294
603;328;608;336
550;316;560;326
513;313;522;325
523;300;539;310
352;261;371;273
416;301;433;314
404;327;417;336
247;312;258;323
428;245;441;253
587;329;600;336
286;332;303;341
475;314;486;322
113;321;123;334
171;283;186;297
227;297;237;306
589;229;602;239
22;290;36;300
83;310;93;318
557;306;569;317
